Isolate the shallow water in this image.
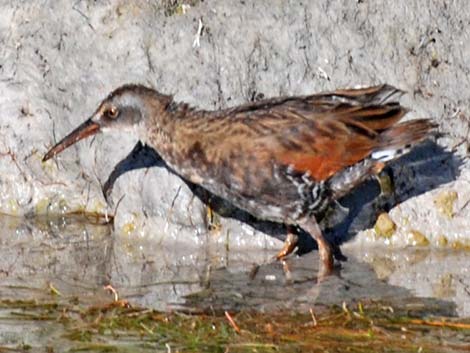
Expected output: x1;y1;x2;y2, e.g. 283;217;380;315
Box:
0;215;468;351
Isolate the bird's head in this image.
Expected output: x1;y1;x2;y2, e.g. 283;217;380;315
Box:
43;84;165;162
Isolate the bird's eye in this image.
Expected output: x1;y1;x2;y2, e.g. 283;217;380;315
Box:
106;106;119;119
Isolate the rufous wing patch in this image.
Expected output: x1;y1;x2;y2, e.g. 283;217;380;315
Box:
277;135;375;181
280;153;344;180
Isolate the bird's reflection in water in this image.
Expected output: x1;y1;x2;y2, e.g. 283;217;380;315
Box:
0;214;461;317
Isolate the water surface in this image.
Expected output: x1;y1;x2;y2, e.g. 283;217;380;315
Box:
0;215;468;351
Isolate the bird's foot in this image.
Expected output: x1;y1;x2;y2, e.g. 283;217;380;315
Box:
274;231;298;260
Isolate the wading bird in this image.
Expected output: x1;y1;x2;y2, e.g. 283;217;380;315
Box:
43;84;435;275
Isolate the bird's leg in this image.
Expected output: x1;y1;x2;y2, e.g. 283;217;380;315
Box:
298;217;334;276
274;225;298;260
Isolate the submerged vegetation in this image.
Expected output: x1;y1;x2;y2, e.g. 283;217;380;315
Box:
1;296;469;352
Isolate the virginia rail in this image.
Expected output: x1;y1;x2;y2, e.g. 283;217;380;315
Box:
43;84;435;275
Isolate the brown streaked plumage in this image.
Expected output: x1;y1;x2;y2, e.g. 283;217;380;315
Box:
43;84;436;276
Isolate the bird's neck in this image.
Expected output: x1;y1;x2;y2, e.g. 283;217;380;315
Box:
139;95;210;163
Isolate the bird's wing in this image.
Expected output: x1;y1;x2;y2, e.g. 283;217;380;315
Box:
211;85;407;181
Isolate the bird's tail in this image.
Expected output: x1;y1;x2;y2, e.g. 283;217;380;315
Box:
371;119;437;162
328;119;436;200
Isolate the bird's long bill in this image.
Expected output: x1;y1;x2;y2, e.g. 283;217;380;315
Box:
42;119;100;162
